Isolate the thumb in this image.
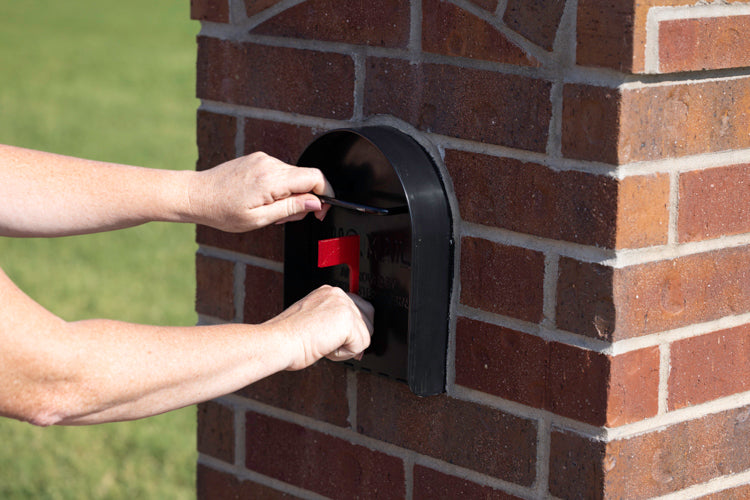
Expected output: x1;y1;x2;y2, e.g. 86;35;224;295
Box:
254;194;322;226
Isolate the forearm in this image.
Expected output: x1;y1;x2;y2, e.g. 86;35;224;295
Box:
0;144;195;237
4;318;293;426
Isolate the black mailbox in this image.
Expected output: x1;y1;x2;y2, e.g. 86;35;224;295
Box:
284;126;453;396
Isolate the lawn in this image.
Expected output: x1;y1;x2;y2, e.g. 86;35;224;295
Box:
0;1;200;498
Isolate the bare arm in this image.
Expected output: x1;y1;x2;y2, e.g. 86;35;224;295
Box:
0;144;332;237
0;268;372;426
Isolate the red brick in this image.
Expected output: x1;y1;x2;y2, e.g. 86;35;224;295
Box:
619;78;750;162
559;248;750;340
557;258;616;340
561;84;621;164
615;174;670;248
197;464;299;499
197;401;235;463
243;265;283;324
195;254;235;320
196;224;283;262
446;151;669;248
456;318;658;426
455;317;548;409
678;164;750;243
549;430;606;499
576;0;636;71
197;37;355;119
456;317;657;426
250;0;410;48
603;405;750;498
237;360;350;427
468;0;499;10
196;110;237;171
244;118;318;165
460;237;545;323
244;0;283;18
614;247;750;338
553;405;750;499
191;0;229;23
565;78;750;164
413;465;522;500
669;324;750;410
423;0;538;65
356;373;537;485
659;15;750;73
503;0;567;51
698;483;750;500
364;58;552;152
245;411;405;500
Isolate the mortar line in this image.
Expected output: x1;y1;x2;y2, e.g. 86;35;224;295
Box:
346;369;358;431
222;392;540;499
234;111;245;157
654;468;750;500
197;245;283;272
668;170;679;246
200;100;750;179
233;262;246;323
198;454;327;499
658;343;671;415
534;415;552;497
542;254;560;329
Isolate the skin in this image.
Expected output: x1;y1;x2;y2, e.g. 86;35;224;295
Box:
0;144;373;426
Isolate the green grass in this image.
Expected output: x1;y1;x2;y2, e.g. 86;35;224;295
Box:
0;1;200;498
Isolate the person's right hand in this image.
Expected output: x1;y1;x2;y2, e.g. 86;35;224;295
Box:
263;285;374;371
188;152;333;232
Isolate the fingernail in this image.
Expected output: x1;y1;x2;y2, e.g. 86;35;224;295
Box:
305;199;322;211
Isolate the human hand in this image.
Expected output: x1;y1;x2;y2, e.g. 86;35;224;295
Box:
188;152;333;232
264;285;374;371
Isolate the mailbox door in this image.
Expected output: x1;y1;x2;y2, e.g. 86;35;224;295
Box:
284;126;452;395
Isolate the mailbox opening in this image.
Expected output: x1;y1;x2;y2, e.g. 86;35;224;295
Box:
284;126;453;396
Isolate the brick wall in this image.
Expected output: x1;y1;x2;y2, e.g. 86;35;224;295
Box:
191;1;750;498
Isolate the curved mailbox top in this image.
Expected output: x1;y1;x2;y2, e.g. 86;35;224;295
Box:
285;126;453;396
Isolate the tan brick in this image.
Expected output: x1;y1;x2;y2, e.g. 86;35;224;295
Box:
678;164;750;242
669;324;750;410
250;0;410;48
423;0;538;65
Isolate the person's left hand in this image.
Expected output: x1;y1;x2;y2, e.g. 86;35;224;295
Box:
188;152;333;232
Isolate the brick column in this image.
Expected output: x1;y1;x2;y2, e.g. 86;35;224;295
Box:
192;1;750;498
